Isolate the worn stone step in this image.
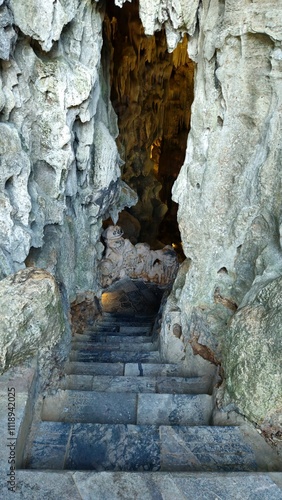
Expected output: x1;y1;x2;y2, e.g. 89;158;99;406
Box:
91;322;151;333
61;375;157;392
160;425;258;472
102;312;155;321
86;327;150;337
42;391;211;426
70;341;158;352
60;374;211;394
65;361;124;376
16;470;282;499
73;333;153;344
119;325;152;334
98;318;154;326
69;350;161;363
26;422;258;473
124;362;188;377
137;393;212;426
42;390;137;424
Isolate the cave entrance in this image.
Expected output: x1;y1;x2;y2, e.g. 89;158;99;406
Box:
103;0;194;259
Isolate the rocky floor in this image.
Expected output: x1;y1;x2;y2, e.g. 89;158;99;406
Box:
21;278;282;497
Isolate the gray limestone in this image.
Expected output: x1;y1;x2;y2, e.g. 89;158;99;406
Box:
137;394;212;426
223;276;282;425
61;374;94;391
69;350;161;363
24;421;259;473
61;374;211;394
42;390;137;424
165;0;282;426
118;326;152;334
0;268;68;374
71;340;157;352
160;426;258;472
74;334;153;344
25;421;71;469
0;0;136;298
1;471;281;500
124;362;187;377
72;471;282;500
66;424;160;472
65;361;124;376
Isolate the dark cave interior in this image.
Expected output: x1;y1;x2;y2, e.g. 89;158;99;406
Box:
102;0;194;259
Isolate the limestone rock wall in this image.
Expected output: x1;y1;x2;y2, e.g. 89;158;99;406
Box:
0;0;136;299
0;268;68;374
167;0;282;425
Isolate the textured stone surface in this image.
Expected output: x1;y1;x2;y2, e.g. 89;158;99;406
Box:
70;349;161;363
42;390;137;424
0;0;136;299
223;276;282;425
124;362;185;377
0;362;36;478
0;268;68;373
164;0;282;425
2;471;281;500
65;361;124;376
160;426;257;472
115;0;199;51
26;421;71;469
137;393;212;426
66;423;160;471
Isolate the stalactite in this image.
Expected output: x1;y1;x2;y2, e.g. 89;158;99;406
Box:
103;0;194;249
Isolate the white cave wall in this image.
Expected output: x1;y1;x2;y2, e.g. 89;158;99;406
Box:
0;0;136;299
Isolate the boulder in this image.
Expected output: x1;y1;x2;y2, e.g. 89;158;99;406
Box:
0;268;68;374
223;276;282;426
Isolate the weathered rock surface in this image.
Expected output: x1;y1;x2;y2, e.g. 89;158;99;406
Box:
0;0;136;299
0;268;67;374
170;0;282;424
115;0;199;51
222;276;282;426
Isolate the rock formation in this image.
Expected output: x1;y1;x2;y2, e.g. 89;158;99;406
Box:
165;0;282;427
0;0;136;300
0;268;68;374
99;225;179;287
103;0;194;248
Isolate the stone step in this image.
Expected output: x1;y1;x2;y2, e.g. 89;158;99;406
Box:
26;422;258;473
42;390;137;424
73;333;153;343
60;374;212;394
65;361;124;376
41;391;212;425
137;393;212;426
86;327;150;337
102;312;155;320
70;341;158;352
119;326;152;334
97;320;153;326
69;350;161;363
124;362;188;377
65;360;197;378
15;470;282;499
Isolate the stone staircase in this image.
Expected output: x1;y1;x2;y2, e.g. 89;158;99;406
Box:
23;311;260;474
